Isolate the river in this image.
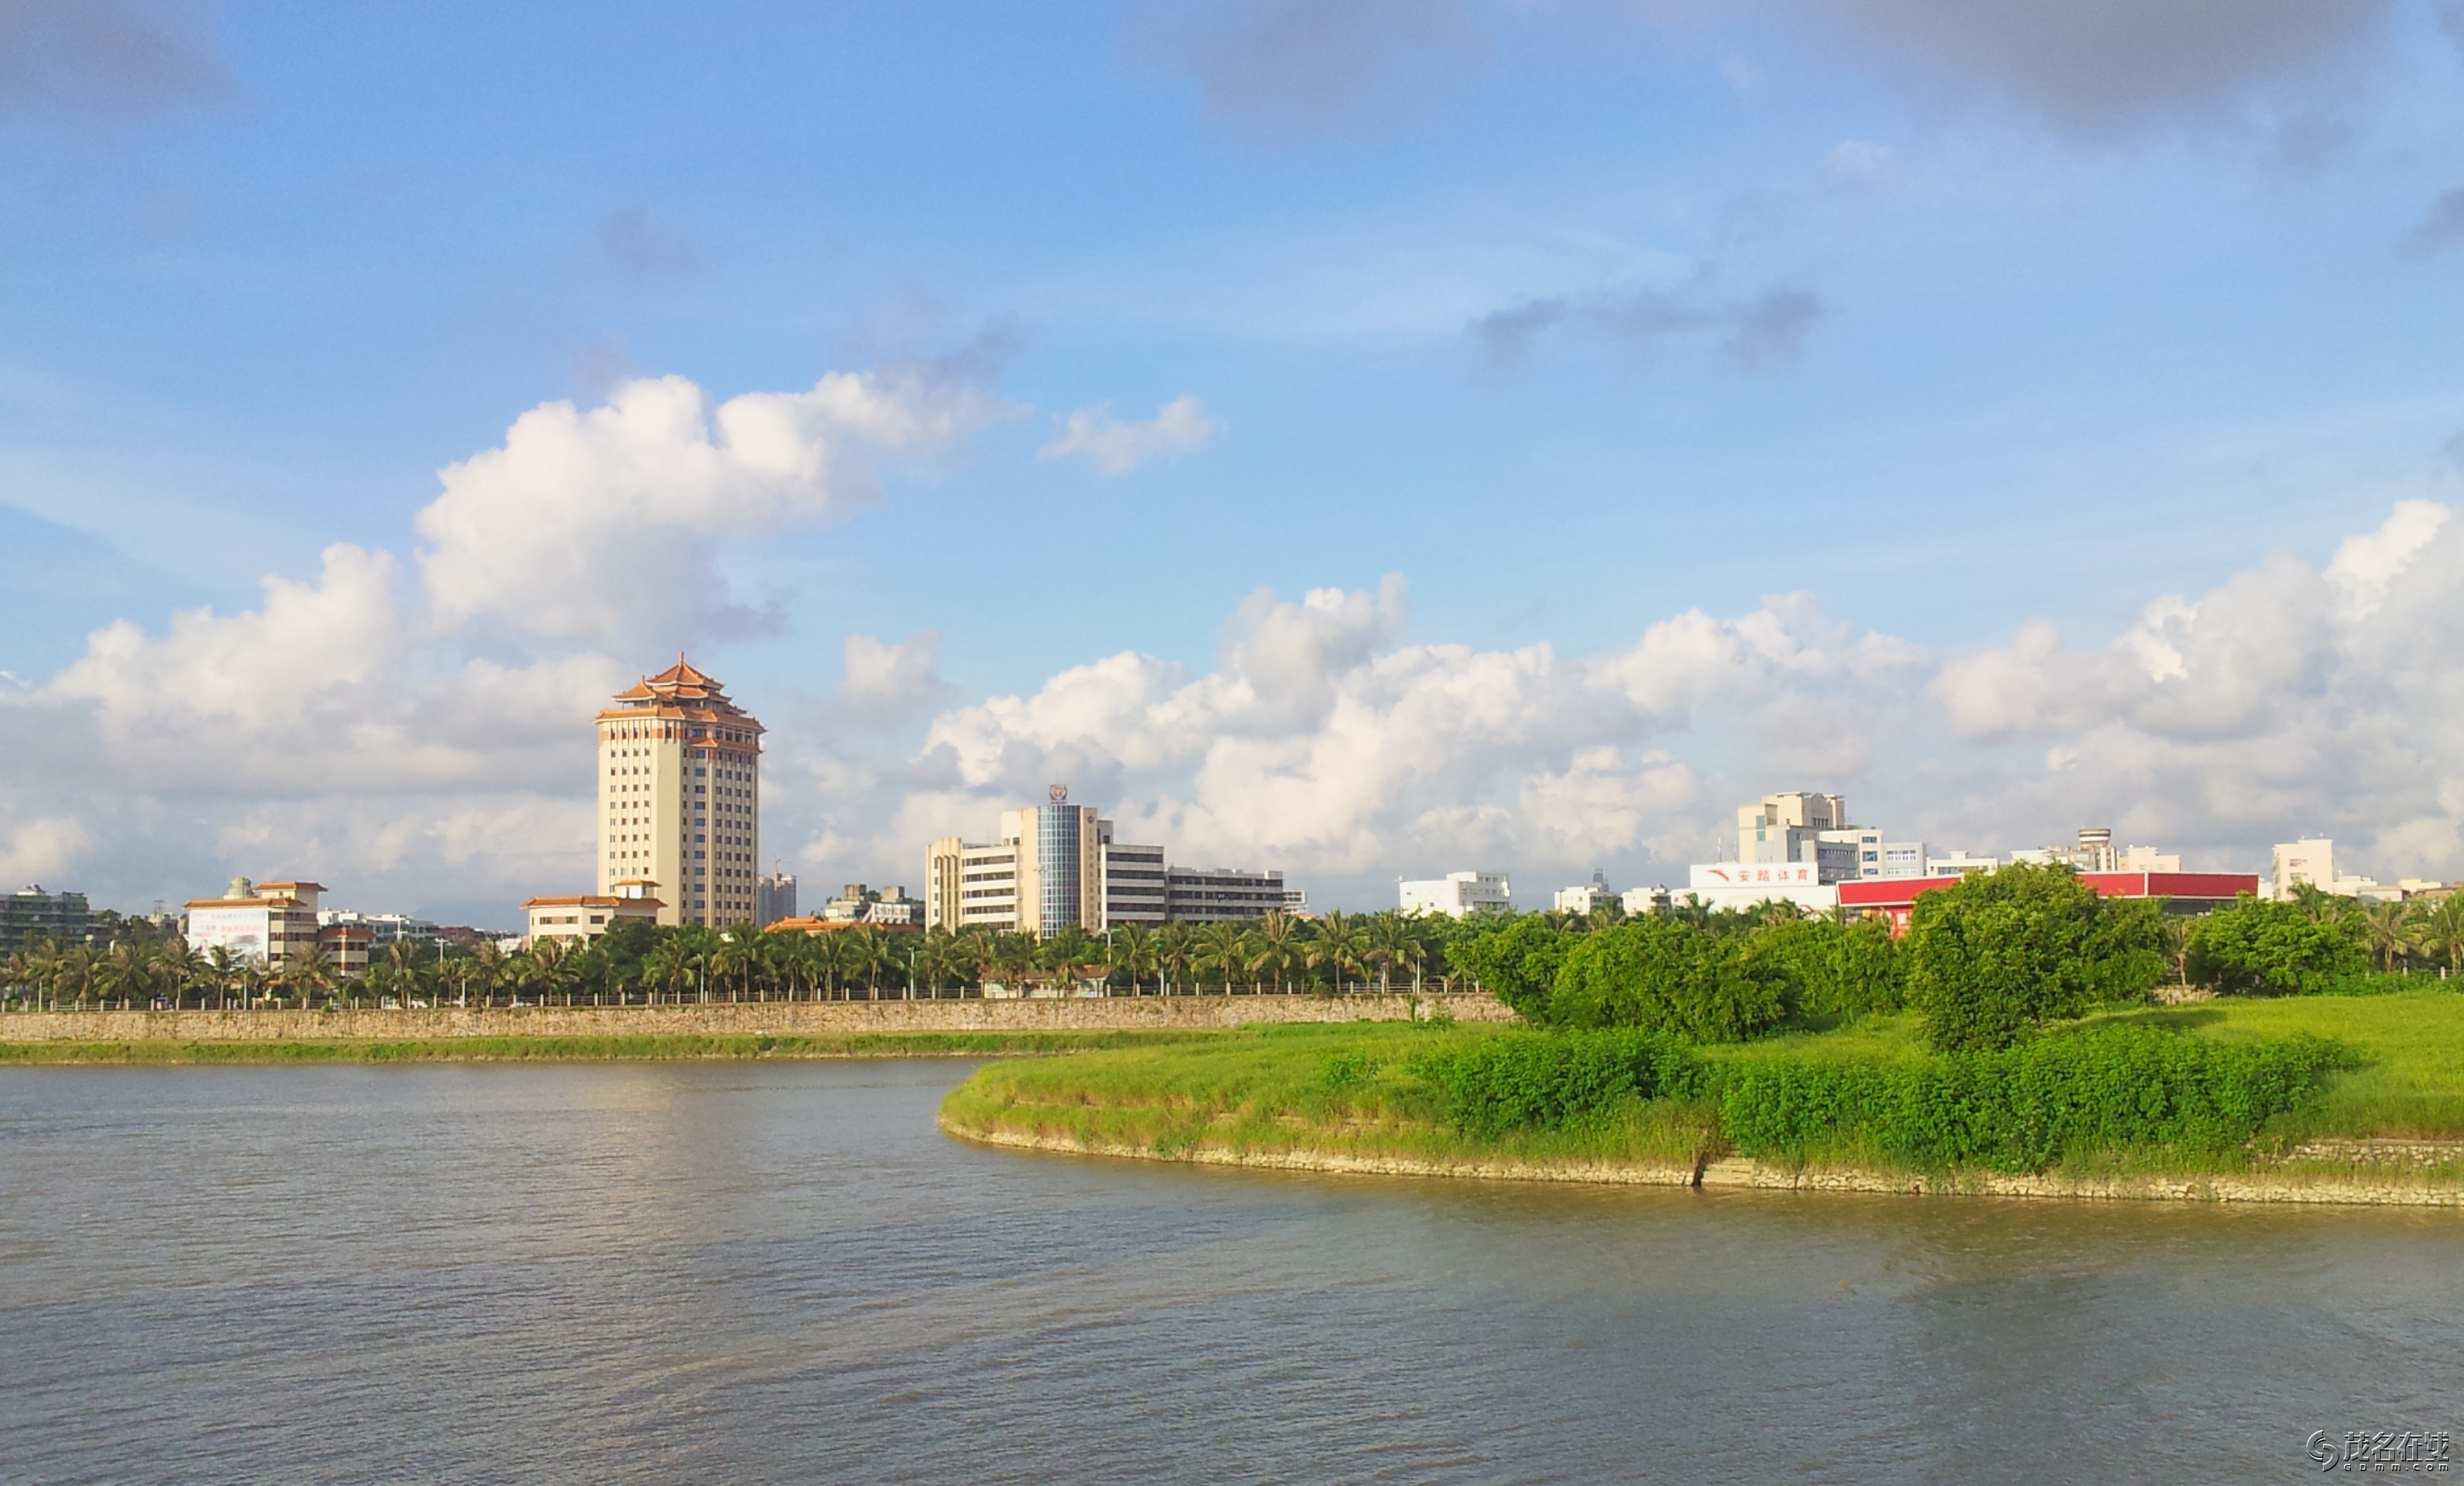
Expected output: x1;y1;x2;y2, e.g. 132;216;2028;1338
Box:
3;1062;2456;1484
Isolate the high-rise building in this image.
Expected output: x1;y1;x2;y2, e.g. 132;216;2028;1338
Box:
595;658;765;929
757;872;798;927
925;788;1292;933
1737;792;1851;867
1;884;91;954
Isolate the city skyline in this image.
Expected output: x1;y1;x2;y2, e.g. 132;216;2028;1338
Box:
5;5;2464;923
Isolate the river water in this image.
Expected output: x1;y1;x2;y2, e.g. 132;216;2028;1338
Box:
2;1062;2456;1484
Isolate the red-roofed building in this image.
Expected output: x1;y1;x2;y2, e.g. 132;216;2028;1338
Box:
1838;871;2259;936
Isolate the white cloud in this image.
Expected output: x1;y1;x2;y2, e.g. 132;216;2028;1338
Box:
0;359;1018;923
778;500;2464;905
1039;394;1218;475
418;367;1017;650
0;816;91;886
838;629;954;721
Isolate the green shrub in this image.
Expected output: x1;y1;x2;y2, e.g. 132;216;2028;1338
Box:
1750;916;1905;1018
1454;914;1577;1018
1415;1030;1702;1139
2186;896;2370;996
1715;1025;2341;1172
1544;919;1791;1041
1905;862;2166;1051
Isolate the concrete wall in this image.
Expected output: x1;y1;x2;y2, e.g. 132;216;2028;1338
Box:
0;991;1515;1043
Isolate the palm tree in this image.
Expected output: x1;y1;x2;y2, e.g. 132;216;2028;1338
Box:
990;932;1040;996
97;940;152;1008
1102;923;1152;995
467;939;510;1007
200;943;239;1010
371;939;423;1007
1154;923;1197;997
1308;911;1366;993
1248;911;1301;994
528;937;575;1004
642;939;693;1004
2413;896;2464;978
712;931;759;1004
1194;921;1247;994
1365;912;1428;993
152;936;198;1007
2287;882;2352;926
280;943;337;1007
2360;899;2414;974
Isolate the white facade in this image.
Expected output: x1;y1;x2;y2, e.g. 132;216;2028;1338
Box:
1400;871;1512;918
1680;864;1839;914
1554;870;1617;914
1926;852;1999;877
317;910;439;945
2272;839;2334;900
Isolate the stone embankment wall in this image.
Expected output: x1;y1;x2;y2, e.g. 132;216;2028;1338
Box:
0;992;1514;1043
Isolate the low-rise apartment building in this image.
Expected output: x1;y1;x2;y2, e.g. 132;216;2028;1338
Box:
1400;871;1513;918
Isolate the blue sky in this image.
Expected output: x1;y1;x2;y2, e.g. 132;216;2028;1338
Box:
6;1;2464;923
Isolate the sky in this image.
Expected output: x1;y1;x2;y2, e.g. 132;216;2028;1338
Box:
5;0;2464;926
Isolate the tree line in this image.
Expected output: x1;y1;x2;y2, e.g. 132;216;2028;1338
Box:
6;871;2456;1020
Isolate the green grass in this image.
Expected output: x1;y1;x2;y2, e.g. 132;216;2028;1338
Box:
2086;990;2464;1141
0;1030;1217;1065
941;990;2464;1185
941;1020;1718;1169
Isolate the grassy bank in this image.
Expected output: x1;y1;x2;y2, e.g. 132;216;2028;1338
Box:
0;1029;1218;1065
940;989;2464;1188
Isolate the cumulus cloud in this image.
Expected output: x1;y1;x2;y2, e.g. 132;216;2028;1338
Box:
1039;395;1219;474
0;815;91;885
1151;0;1469;134
838;630;955;722
872;574;1918;898
1474;284;1823;373
0;356;1019;922
779;498;2464;908
0;0;229;122
416;362;1018;650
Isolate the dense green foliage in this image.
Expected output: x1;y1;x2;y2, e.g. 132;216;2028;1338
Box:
1410;1021;2339;1167
1714;1024;2342;1171
1905;864;2166;1050
2186;897;2373;996
1545;920;1791;1041
1451;914;1575;1018
1749;916;1906;1018
1412;1029;1699;1138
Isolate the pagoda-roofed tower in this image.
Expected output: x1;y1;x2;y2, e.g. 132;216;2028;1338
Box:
595;657;765;929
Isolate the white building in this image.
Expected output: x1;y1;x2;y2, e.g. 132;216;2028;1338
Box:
822;883;925;928
522;882;663;948
1682;862;1838;914
186;877;325;967
1400;871;1512;918
1554;870;1617;914
316;909;439;945
926;789;1296;933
